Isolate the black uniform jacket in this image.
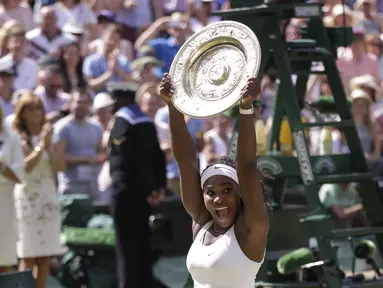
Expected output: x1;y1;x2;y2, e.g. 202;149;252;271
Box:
109;104;167;200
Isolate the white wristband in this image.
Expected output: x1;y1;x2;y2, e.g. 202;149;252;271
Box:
239;105;254;115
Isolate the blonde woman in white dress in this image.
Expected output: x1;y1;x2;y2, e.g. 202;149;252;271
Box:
0;101;24;272
12;92;66;288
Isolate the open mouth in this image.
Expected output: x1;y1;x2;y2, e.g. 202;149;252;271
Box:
215;207;230;219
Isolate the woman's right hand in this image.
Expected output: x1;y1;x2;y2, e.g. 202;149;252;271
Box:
159;73;174;104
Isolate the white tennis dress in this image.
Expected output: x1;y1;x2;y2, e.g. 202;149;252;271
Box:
14;135;63;258
186;220;264;288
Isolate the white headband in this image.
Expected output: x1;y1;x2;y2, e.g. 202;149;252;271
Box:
200;164;238;189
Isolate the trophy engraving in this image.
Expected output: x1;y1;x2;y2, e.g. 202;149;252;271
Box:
169;21;261;118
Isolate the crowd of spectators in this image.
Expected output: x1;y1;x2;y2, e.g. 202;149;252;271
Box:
0;1;231;286
1;0;383;285
0;0;231;204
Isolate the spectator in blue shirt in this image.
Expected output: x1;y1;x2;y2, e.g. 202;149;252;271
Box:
216;0;229;10
83;24;132;94
135;12;191;74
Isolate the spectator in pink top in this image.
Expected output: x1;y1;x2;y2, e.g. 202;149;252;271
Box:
337;31;380;94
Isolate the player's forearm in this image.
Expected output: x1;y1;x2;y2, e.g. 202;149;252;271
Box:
168;103;196;163
237;103;257;165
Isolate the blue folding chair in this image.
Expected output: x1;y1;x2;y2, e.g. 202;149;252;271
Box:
0;270;35;288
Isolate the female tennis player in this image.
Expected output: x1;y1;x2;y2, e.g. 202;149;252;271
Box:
160;73;270;287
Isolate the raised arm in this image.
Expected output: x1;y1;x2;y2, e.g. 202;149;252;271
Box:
159;74;209;223
237;78;269;261
134;17;169;50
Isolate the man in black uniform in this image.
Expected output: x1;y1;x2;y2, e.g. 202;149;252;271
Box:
108;82;167;288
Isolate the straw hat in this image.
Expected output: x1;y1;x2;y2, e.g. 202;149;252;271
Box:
350;75;380;93
62;21;84;35
131;56;164;71
328;4;359;26
136;45;156;58
350;89;371;102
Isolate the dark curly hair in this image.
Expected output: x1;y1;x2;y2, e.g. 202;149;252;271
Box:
202;156;274;217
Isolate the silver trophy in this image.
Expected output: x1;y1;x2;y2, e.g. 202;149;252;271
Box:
169;21;262;119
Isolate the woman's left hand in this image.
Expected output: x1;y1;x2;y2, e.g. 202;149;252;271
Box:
240;78;260;108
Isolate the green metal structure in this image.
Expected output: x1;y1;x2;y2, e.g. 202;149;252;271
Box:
217;1;383;287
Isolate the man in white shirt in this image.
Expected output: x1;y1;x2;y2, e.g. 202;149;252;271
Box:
34;65;72;122
26;6;76;61
0;24;39;91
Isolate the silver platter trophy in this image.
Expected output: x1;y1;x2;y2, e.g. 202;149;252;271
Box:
169;20;262;119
